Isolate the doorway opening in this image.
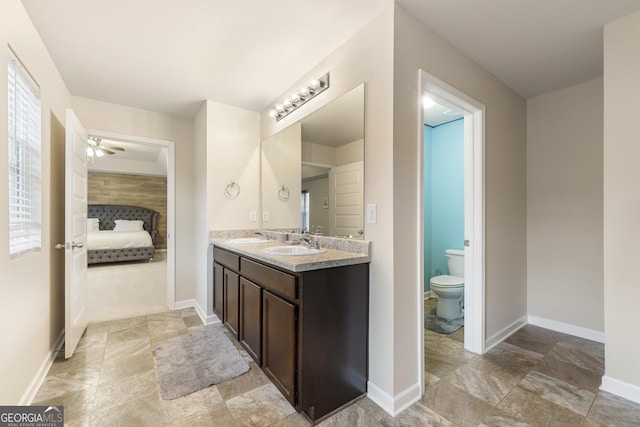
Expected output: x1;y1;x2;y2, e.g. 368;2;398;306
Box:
86;131;176;321
418;70;485;390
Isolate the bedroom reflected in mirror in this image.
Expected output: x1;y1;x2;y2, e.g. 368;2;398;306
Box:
261;83;365;238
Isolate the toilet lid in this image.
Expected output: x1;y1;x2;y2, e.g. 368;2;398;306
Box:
430;275;464;286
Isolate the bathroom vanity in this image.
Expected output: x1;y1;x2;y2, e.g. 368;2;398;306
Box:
211;238;369;423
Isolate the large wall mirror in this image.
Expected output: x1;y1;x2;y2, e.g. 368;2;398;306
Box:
261;83;364;238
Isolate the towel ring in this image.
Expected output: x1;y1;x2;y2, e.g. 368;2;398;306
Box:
278;185;290;201
225;181;240;199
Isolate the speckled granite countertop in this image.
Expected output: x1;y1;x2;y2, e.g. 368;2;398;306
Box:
210;231;371;273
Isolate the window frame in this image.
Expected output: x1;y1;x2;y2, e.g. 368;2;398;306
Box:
7;47;42;258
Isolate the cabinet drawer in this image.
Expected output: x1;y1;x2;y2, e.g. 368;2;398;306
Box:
213;246;240;271
241;258;297;300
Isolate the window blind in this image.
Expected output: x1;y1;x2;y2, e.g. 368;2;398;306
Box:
8;48;42;258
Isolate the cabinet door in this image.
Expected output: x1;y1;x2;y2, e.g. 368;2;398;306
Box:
212;262;224;319
262;290;297;405
223;269;239;339
240;278;262;364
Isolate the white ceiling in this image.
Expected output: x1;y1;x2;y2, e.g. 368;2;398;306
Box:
96;139;163;162
301;84;364;147
424;103;463;127
21;0;389;117
87;137;168;174
397;0;640;98
21;0;640;118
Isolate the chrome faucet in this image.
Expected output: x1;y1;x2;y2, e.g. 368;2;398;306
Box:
300;236;320;249
254;231;265;240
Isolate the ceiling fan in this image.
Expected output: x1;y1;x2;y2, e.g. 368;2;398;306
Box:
86;136;125;159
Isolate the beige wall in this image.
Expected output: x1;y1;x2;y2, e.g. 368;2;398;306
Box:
71;96;196;302
392;2;527;397
603;10;640;401
194;102;208;316
0;0;71;404
303;176;330;234
261;4;397;404
260;2;527;412
336;139;364;165
262;122;302;229
88;172;168;249
199;100;260;317
527;78;604;335
302;141;335;166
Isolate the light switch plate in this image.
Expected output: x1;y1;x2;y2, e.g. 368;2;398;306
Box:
367;204;377;224
262;211;269;222
249;210;257;222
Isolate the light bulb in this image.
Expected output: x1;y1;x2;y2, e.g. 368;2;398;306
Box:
423;96;435;108
290;94;301;104
96;149;104;157
275;104;285;113
86;147;94;157
299;87;310;98
269;109;277;118
309;79;320;89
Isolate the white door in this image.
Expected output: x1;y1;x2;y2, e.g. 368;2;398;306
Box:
329;161;364;238
64;109;88;358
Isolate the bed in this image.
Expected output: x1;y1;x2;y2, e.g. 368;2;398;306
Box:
87;204;159;265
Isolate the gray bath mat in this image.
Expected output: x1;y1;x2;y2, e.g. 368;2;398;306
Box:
425;308;464;334
154;327;249;400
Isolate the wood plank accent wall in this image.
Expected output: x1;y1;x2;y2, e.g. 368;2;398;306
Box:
88;172;168;249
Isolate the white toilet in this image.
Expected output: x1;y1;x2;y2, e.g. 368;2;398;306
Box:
429;249;464;320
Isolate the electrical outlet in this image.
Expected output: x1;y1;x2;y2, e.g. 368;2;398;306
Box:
262;211;269;222
249;210;257;222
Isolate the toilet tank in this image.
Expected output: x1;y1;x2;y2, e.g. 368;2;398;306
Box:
445;249;464;277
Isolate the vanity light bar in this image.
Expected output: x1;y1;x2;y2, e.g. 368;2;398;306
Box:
269;72;330;122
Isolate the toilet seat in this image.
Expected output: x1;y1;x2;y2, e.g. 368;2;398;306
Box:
430;275;464;287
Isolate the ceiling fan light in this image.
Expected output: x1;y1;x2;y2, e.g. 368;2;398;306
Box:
86;146;94;157
95;149;104;157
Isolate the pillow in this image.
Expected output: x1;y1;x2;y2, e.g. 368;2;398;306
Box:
87;218;100;232
114;219;144;232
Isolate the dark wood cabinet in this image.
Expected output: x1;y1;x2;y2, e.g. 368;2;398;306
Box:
223;269;239;339
212;244;368;424
239;277;262;364
212;262;224;319
262;289;297;405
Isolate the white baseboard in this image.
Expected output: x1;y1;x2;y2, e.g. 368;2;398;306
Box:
527;315;604;343
367;381;421;417
20;330;65;405
174;299;221;325
601;375;640;405
173;299;196;311
484;315;527;352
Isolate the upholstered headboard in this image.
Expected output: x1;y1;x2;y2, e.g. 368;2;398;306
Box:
88;204;159;245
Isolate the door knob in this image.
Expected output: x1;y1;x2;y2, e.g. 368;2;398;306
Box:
464;239;470;247
72;242;85;249
54;243;65;250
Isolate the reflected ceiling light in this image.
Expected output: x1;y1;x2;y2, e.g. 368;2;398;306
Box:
423;95;436;109
269;72;330;122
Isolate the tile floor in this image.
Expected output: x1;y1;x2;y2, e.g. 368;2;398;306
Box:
34;307;640;426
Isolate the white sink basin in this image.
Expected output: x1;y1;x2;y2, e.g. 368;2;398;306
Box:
226;237;271;244
262;246;326;256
